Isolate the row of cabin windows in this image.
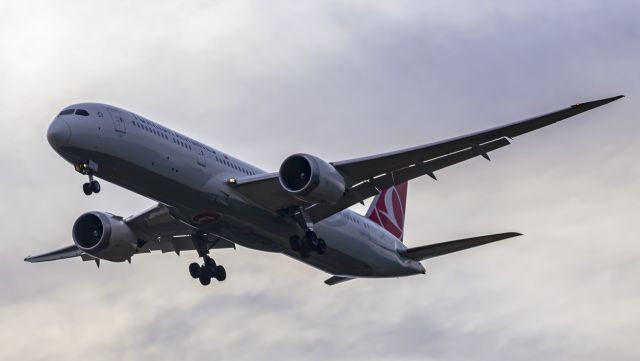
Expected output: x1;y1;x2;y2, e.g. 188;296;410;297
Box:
131;119;196;151
129;115;258;176
58;109;90;116
130;116;215;154
214;156;256;176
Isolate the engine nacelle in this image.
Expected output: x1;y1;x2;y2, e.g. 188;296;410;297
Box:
72;211;138;262
279;153;346;204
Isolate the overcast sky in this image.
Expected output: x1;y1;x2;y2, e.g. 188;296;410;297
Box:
1;1;638;360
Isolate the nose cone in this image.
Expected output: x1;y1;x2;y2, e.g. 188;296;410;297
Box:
47;118;71;148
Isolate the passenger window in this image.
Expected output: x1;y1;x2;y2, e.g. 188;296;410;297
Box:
75;109;90;116
59;109;75;116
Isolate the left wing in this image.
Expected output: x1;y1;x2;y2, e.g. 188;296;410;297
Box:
230;95;624;221
24;204;235;264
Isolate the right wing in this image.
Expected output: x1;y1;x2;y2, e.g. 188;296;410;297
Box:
24;204;235;265
230;95;623;222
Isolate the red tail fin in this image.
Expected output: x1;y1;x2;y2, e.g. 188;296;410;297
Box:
366;182;408;242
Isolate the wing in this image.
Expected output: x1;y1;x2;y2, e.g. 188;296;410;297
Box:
24;204;235;265
230;95;623;221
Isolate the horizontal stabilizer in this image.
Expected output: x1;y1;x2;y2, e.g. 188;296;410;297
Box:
402;232;522;261
324;275;354;286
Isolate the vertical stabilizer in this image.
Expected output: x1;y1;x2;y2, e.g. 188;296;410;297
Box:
366;182;408;241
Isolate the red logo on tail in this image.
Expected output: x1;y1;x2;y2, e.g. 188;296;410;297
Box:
366;182;408;241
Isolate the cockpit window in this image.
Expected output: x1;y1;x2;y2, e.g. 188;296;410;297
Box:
58;109;75;116
75;109;90;116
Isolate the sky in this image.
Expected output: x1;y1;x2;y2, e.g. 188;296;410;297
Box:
1;1;638;360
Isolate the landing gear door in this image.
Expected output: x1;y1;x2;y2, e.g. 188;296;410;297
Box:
107;108;126;134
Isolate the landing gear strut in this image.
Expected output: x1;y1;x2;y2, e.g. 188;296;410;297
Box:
76;161;101;196
189;232;227;286
286;206;327;258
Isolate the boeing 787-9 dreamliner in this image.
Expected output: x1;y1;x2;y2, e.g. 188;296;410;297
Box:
25;95;623;286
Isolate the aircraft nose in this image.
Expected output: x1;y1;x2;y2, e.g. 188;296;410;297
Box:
47;118;71;148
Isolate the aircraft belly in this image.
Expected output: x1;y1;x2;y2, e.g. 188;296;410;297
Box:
56;147;417;277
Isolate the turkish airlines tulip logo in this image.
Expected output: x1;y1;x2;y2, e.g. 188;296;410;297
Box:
368;183;408;241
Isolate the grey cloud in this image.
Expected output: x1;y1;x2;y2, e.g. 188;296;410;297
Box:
1;1;639;360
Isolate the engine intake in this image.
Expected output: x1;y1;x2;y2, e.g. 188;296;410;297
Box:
279;153;346;204
72;211;137;262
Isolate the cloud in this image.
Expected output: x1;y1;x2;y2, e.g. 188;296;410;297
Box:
0;1;638;360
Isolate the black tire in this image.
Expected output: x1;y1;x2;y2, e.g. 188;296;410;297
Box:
204;257;217;273
189;262;200;279
317;239;326;255
306;230;317;243
91;180;101;193
214;265;226;281
289;236;301;252
83;183;92;195
199;267;211;286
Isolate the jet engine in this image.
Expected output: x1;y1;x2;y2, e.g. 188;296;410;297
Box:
72;211;138;262
279;153;346;204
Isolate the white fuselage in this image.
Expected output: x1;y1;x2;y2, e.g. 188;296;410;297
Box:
47;103;425;278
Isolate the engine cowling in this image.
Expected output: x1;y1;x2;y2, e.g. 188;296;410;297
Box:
278;153;346;204
72;211;137;262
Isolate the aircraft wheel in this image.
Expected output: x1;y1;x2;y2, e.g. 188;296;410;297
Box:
289;235;301;252
204;256;217;272
214;265;226;282
83;183;92;195
199;267;211;286
189;262;200;279
91;180;101;193
316;239;326;255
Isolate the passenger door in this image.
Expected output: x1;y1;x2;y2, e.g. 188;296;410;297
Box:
107;108;126;134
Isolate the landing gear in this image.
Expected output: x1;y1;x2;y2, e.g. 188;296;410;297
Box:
286;206;327;259
289;231;327;259
82;180;100;195
76;161;100;196
191;256;226;286
189;232;227;286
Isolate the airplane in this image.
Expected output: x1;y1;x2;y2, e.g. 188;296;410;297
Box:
25;95;624;286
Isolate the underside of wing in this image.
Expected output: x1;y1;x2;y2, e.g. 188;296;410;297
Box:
24;204;235;265
125;204;236;255
24;245;83;263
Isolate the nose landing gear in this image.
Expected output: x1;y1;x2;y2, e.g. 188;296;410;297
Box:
82;177;101;195
76;161;101;196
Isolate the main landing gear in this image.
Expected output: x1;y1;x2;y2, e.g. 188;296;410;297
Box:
286;206;327;259
189;256;226;286
76;161;101;196
289;231;326;259
189;232;227;286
